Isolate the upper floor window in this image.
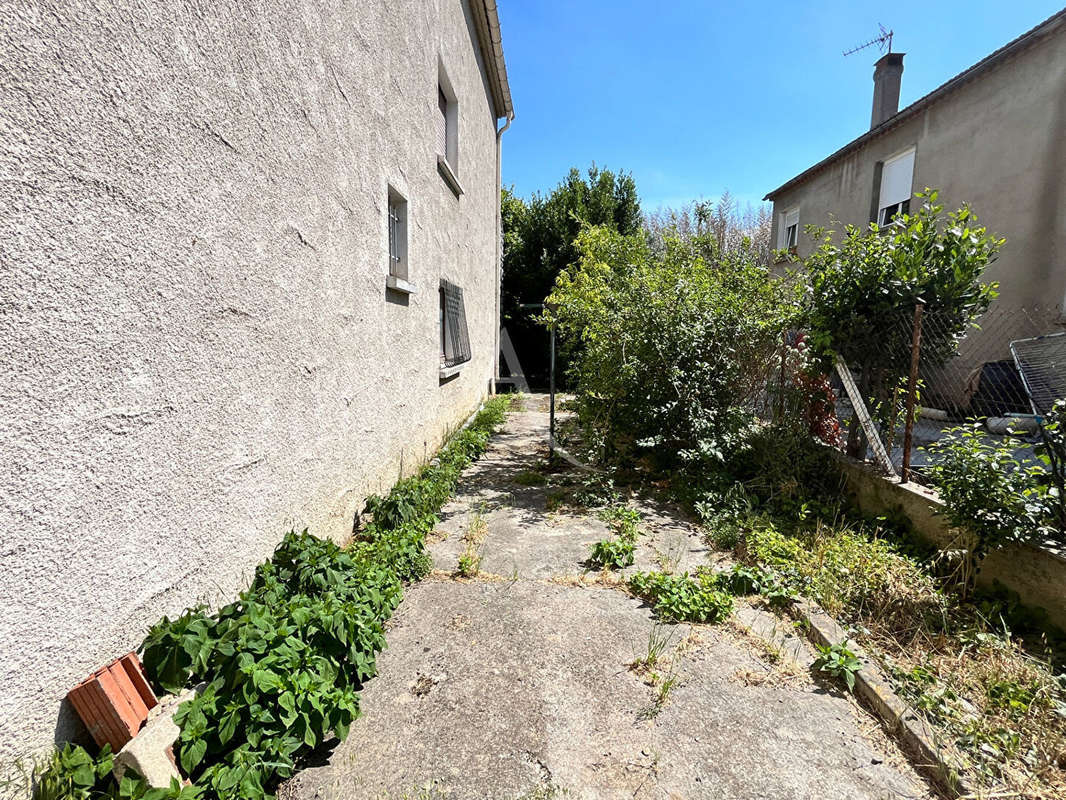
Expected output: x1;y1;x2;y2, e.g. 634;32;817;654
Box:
437;62;459;176
779;207;799;252
877;147;915;226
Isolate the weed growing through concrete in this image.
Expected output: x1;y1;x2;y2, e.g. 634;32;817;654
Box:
514;469;548;487
456;505;488;578
587;503;641;570
629;571;734;624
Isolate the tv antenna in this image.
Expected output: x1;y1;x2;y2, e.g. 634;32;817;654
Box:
843;24;893;57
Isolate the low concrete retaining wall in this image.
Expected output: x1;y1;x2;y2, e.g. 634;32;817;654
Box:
833;455;1066;631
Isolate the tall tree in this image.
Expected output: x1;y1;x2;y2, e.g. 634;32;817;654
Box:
644;193;773;264
501;165;641;388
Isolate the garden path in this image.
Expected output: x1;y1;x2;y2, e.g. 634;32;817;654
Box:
285;397;932;800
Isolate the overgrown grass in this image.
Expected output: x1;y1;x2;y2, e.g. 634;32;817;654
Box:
35;397;510;800
724;509;1066;794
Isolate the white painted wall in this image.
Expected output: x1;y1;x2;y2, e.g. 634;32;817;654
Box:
0;0;504;778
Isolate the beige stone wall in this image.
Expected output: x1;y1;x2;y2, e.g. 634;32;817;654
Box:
769;27;1066;321
0;0;504;774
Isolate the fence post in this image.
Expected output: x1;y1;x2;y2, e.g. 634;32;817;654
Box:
775;332;788;424
901;300;925;482
546;301;559;461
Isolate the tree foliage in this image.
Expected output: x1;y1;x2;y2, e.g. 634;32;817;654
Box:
501;165;641;387
802;190;1003;453
547;225;800;471
644;192;773;264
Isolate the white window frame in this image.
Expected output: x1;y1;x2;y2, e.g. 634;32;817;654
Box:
778;207;800;251
877;147;915;227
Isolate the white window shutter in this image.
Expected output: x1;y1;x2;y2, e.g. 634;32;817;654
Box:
437;89;448;157
780;208;799;248
879;148;915;210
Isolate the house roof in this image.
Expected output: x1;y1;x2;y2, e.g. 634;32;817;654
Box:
471;0;514;119
763;8;1066;201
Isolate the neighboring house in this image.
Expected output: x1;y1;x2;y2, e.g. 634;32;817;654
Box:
0;0;512;779
765;10;1066;327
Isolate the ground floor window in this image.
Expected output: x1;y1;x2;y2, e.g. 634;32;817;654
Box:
440;279;471;369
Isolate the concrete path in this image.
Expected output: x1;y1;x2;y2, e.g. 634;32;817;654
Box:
286;399;932;800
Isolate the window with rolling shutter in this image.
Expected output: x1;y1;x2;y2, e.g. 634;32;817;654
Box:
779;207;800;251
877;148;915;226
439;279;471;369
437;88;448;159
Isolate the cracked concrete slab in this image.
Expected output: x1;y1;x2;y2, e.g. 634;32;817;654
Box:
285;400;932;800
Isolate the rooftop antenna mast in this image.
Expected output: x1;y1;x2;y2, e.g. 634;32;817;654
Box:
843;23;893;57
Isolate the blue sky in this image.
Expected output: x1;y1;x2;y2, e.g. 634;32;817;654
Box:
497;1;1063;211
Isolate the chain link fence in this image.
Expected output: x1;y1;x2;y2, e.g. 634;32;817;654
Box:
827;304;1065;484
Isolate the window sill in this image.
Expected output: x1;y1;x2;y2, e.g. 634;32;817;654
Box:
437;155;464;198
439;362;466;381
386;275;416;295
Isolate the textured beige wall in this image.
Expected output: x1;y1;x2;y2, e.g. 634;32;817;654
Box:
0;0;503;774
770;28;1066;316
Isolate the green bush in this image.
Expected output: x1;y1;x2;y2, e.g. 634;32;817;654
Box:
629;571;734;623
132;396;510;800
547;225;799;472
925;422;1052;585
803;191;1002;455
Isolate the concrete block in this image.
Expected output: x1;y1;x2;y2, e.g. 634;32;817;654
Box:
113;690;194;788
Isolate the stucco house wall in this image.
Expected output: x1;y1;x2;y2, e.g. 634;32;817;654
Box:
768;19;1066;319
0;0;509;777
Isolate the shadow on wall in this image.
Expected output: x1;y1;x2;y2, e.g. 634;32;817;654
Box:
1035;68;1066;308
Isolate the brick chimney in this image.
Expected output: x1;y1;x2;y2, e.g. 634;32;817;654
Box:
870;52;905;128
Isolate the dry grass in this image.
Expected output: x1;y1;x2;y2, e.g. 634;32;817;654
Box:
735;514;1066;796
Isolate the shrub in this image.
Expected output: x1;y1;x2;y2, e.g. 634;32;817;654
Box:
925;422;1051;588
547;225;800;472
803;191;1002;455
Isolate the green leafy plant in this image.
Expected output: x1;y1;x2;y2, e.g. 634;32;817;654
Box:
813;641;863;692
803;190;1002;456
456;552;481;578
30;745;201;800
629;571;733;623
925;422;1050;591
32;743;114;800
587;537;635;569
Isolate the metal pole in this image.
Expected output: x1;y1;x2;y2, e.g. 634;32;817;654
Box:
901;300;925;483
776;333;788;424
549;321;556;460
